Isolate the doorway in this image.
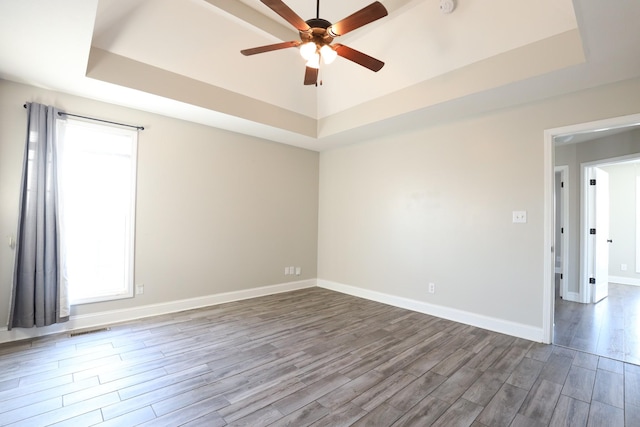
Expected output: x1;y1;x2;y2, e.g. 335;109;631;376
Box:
556;156;640;362
544;113;640;363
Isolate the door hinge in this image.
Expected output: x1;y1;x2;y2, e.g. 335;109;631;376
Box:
589;277;596;284
561;227;564;234
590;228;596;235
590;179;596;185
561;181;564;188
560;273;564;280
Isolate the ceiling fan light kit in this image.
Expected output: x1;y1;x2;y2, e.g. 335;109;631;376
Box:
306;52;320;69
241;0;388;85
299;42;337;69
320;45;337;64
299;42;317;60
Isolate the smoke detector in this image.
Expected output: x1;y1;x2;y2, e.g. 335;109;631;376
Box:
440;0;456;14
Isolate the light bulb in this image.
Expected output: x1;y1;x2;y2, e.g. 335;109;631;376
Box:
299;42;316;60
306;53;320;69
320;45;337;64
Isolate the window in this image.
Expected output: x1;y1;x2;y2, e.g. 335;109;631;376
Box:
637;175;640;274
57;118;138;304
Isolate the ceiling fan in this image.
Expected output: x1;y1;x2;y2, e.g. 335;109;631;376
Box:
241;0;388;85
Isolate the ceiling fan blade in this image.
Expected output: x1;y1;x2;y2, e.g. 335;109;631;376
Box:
261;0;310;32
328;1;388;37
241;41;300;56
304;67;319;85
334;44;384;72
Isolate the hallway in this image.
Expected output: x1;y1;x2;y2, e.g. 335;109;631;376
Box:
555;281;640;364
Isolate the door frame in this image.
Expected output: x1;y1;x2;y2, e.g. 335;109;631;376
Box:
543;112;640;344
555;165;569;300
581;164;611;304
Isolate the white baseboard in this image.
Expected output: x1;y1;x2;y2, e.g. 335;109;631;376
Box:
317;279;544;342
1;278;548;345
609;275;640;287
0;279;316;344
561;291;581;303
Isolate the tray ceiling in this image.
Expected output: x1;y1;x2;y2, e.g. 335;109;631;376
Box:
1;0;639;150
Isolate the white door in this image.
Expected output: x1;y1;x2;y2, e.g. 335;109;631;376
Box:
590;167;610;303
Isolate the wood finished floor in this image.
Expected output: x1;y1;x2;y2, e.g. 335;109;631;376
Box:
1;287;639;426
554;282;640;365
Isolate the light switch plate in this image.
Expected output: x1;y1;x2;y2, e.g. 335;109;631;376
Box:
512;211;527;223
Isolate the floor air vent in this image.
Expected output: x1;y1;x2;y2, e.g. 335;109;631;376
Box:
69;327;111;337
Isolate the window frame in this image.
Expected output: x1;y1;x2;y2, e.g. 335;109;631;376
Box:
637;175;640;274
57;117;138;305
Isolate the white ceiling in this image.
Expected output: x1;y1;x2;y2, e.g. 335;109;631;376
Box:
1;0;639;151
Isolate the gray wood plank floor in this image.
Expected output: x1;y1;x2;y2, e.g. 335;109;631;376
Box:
1;287;638;426
555;282;640;364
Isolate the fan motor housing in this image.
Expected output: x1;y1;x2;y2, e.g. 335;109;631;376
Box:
301;18;334;44
305;18;331;29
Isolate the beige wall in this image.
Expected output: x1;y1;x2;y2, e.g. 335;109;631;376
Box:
0;80;319;325
555;129;640;294
318;77;640;330
3;76;640;339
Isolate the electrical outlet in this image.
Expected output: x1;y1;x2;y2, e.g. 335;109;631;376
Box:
428;283;435;294
512;211;527;223
284;267;289;275
135;284;144;295
621;264;628;271
295;267;301;276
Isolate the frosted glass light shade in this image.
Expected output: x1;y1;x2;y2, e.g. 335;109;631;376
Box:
306;53;320;69
300;42;317;60
320;45;337;64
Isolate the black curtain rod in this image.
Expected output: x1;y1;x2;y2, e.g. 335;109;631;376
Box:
23;103;144;131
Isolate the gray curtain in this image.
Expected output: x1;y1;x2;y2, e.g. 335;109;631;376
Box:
8;103;69;329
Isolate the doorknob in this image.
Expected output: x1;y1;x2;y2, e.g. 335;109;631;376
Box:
607;239;613;243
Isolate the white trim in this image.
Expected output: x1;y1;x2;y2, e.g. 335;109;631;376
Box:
580;164;593;304
551;114;640;144
555;165;570;301
637;176;640;274
0;279;316;344
609;276;640;287
543;128;555;344
544;113;640;344
318;279;544;343
562;291;581;302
